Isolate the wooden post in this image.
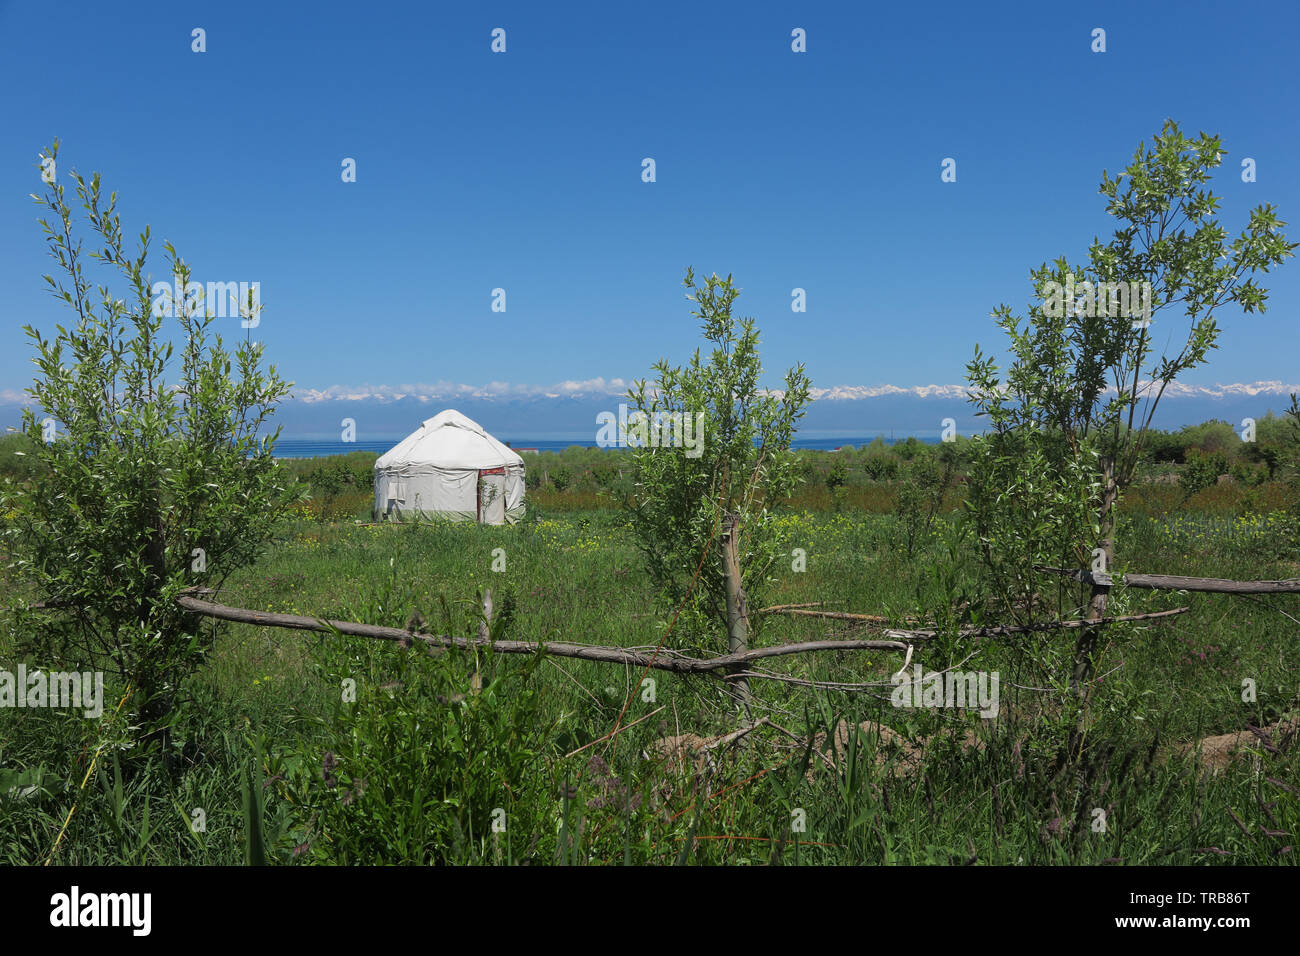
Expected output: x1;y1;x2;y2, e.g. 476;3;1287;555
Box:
720;513;752;720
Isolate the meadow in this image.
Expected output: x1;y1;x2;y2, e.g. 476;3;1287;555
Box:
2;430;1298;866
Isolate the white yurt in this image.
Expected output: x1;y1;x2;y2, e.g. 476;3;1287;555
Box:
373;410;525;524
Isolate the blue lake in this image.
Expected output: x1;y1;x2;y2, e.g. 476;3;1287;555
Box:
271;435;943;459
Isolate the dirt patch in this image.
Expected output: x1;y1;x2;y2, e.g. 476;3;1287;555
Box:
1169;717;1298;773
650;713;1296;786
645;733;714;773
811;720;983;776
647;718;982;781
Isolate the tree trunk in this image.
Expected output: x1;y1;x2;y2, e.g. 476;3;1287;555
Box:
1065;455;1117;766
720;513;752;720
137;498;176;762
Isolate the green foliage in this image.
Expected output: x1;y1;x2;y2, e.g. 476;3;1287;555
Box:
303;455;372;496
1282;396;1300;475
1139;427;1188;465
275;453;377;522
967;120;1293;610
964;426;1102;624
965;120;1294;759
1181;449;1231;496
3;506;1298;865
1177;420;1239;456
0;433;43;483
1239;412;1285;478
896;446;958;559
1282;394;1300;516
862;447;899;481
624;269;812;643
893;436;926;461
825;456;848;490
1;141;298;734
279;637;554;865
241;739;268;866
1140;420;1250;467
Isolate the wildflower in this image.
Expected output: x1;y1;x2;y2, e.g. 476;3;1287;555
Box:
322;751;339;788
341;778;368;806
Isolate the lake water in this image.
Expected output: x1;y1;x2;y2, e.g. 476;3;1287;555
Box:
272;435;942;459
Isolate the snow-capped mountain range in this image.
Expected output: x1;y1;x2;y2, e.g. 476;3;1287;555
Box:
3;380;1296;441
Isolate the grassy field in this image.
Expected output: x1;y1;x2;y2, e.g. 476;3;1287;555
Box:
3;441;1298;864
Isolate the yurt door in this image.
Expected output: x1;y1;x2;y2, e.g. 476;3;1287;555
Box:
478;467;506;524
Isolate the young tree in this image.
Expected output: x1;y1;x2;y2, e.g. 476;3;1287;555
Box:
965;121;1294;754
625;270;812;675
1282;394;1300;511
2;142;298;743
896;443;960;559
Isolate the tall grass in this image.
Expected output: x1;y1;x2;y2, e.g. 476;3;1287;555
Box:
2;491;1297;864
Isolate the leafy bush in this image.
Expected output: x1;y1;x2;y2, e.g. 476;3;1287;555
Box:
305;457;371;497
0;433;44;482
862;451;899;481
1181;449;1231;496
275;574;556;864
625;269;811;645
1229;460;1266;486
893;436;925;461
825;457;848;490
965;121;1294;764
1178;420;1240;456
3;142;298;737
896;451;958;558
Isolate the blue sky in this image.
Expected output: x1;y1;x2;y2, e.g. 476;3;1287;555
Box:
2;0;1298;403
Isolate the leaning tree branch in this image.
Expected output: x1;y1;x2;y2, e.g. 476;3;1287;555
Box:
1038;567;1300;595
173;591;910;674
760;607;892;623
883;606;1190;641
170;591;1190;676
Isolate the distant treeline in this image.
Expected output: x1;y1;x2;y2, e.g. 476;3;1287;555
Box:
2;413;1294;521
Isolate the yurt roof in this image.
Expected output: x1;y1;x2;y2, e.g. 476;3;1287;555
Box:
375;409;524;470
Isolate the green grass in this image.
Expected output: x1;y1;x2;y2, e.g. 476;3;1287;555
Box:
2;491;1298;864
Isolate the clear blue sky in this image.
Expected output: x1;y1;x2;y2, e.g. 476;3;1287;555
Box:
2;0;1298;400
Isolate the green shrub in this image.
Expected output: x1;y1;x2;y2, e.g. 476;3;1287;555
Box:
624;268;811;646
1181;449;1230;496
4;143;297;738
825;457;848;490
0;433;43;482
279;637;555;865
1229;460;1266;486
862;451;899;481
